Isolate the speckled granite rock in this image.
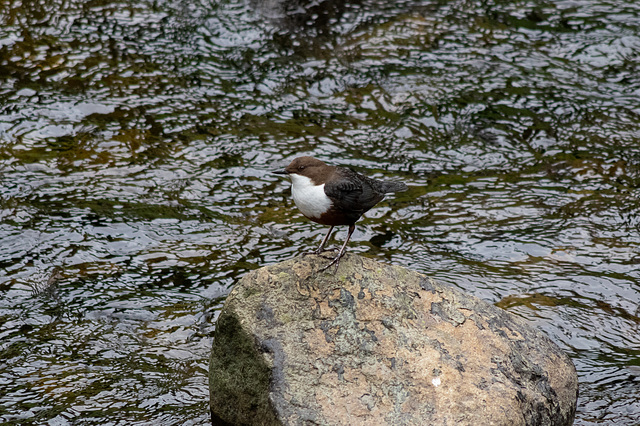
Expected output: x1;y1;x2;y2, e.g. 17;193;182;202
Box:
209;254;578;425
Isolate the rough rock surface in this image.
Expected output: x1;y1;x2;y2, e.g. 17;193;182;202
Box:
209;254;578;425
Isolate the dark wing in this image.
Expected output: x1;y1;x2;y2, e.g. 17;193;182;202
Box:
324;171;362;210
324;167;385;223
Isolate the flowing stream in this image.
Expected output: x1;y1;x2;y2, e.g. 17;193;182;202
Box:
1;0;639;424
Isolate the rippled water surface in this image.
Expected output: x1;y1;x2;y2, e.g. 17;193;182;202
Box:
1;0;640;424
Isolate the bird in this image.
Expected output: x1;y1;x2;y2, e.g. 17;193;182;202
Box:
274;156;407;271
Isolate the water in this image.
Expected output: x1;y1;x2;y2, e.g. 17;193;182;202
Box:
1;0;639;424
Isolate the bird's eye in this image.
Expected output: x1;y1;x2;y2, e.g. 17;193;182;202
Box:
298;165;305;170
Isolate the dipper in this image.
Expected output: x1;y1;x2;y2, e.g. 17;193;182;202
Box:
275;156;407;271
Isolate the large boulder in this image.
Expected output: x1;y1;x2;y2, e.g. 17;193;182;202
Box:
209;254;578;425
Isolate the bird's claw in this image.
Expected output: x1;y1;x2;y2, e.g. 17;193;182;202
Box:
302;248;335;259
318;253;343;273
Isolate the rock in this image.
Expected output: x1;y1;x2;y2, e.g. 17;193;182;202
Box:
209;254;578;425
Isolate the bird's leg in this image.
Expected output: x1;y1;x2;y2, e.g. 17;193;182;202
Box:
315;226;334;254
302;226;334;258
320;224;355;273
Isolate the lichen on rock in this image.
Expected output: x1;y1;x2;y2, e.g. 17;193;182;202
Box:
209;254;578;425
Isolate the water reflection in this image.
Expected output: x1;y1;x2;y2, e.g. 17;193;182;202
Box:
1;0;640;424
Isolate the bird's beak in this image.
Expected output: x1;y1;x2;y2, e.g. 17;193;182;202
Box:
273;169;289;175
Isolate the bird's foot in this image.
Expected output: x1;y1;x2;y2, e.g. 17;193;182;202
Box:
302;248;335;259
318;252;344;273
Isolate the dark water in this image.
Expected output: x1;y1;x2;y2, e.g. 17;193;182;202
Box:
1;0;640;424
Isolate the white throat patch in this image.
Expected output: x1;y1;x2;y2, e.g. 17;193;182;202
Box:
289;174;332;219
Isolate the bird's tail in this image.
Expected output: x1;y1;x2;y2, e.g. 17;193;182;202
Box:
381;181;408;193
